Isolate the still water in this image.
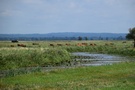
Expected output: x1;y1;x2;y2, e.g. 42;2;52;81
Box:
72;52;134;66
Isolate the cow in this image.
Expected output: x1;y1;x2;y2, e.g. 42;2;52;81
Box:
65;43;71;46
90;43;96;46
82;43;88;46
77;43;83;46
17;44;26;47
50;44;55;47
105;43;114;46
94;43;97;46
10;45;15;47
57;44;63;46
32;43;39;45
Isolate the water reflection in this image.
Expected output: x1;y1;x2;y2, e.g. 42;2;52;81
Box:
72;52;133;66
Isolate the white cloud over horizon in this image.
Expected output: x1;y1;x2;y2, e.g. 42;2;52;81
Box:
0;0;135;34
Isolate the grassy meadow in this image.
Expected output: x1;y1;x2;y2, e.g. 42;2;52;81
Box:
0;40;135;90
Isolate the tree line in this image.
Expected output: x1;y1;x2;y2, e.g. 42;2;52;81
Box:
0;36;126;41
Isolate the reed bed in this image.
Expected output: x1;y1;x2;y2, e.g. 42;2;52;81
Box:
0;48;71;70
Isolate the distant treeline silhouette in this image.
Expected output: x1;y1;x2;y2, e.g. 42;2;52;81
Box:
0;36;126;41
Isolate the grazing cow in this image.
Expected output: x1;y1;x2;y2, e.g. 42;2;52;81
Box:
82;43;88;46
17;44;26;47
57;44;63;46
77;43;82;46
50;44;55;47
32;43;39;45
90;43;96;46
65;43;71;46
105;43;114;46
21;44;26;47
17;44;21;46
10;45;15;47
11;40;18;43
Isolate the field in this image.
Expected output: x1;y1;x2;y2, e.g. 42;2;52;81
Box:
0;40;135;90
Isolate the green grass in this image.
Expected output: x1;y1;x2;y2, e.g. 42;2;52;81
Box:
0;48;71;70
0;62;135;90
0;40;135;90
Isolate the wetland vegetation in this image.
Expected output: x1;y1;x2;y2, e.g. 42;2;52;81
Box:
0;40;135;90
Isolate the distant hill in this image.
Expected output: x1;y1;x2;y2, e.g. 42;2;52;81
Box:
0;32;127;40
45;32;126;37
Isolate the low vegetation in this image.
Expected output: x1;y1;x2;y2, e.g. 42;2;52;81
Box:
0;62;135;90
0;48;71;70
1;40;135;70
0;40;135;89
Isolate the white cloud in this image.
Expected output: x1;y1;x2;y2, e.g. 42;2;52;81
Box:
0;10;23;17
0;0;134;34
1;10;12;16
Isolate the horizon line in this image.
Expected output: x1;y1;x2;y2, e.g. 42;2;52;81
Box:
0;32;127;34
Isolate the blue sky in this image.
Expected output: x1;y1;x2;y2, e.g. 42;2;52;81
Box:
0;0;135;34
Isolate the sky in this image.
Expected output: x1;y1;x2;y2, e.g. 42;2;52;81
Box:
0;0;135;34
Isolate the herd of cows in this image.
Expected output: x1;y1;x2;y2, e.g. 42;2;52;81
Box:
10;40;124;48
49;42;115;47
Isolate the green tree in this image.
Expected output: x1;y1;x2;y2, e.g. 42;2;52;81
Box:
126;27;135;47
78;36;82;40
84;37;88;40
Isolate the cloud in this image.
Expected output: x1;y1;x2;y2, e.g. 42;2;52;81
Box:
0;10;12;16
0;10;23;17
0;0;134;34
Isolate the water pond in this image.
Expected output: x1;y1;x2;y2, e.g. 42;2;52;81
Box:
72;52;134;66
